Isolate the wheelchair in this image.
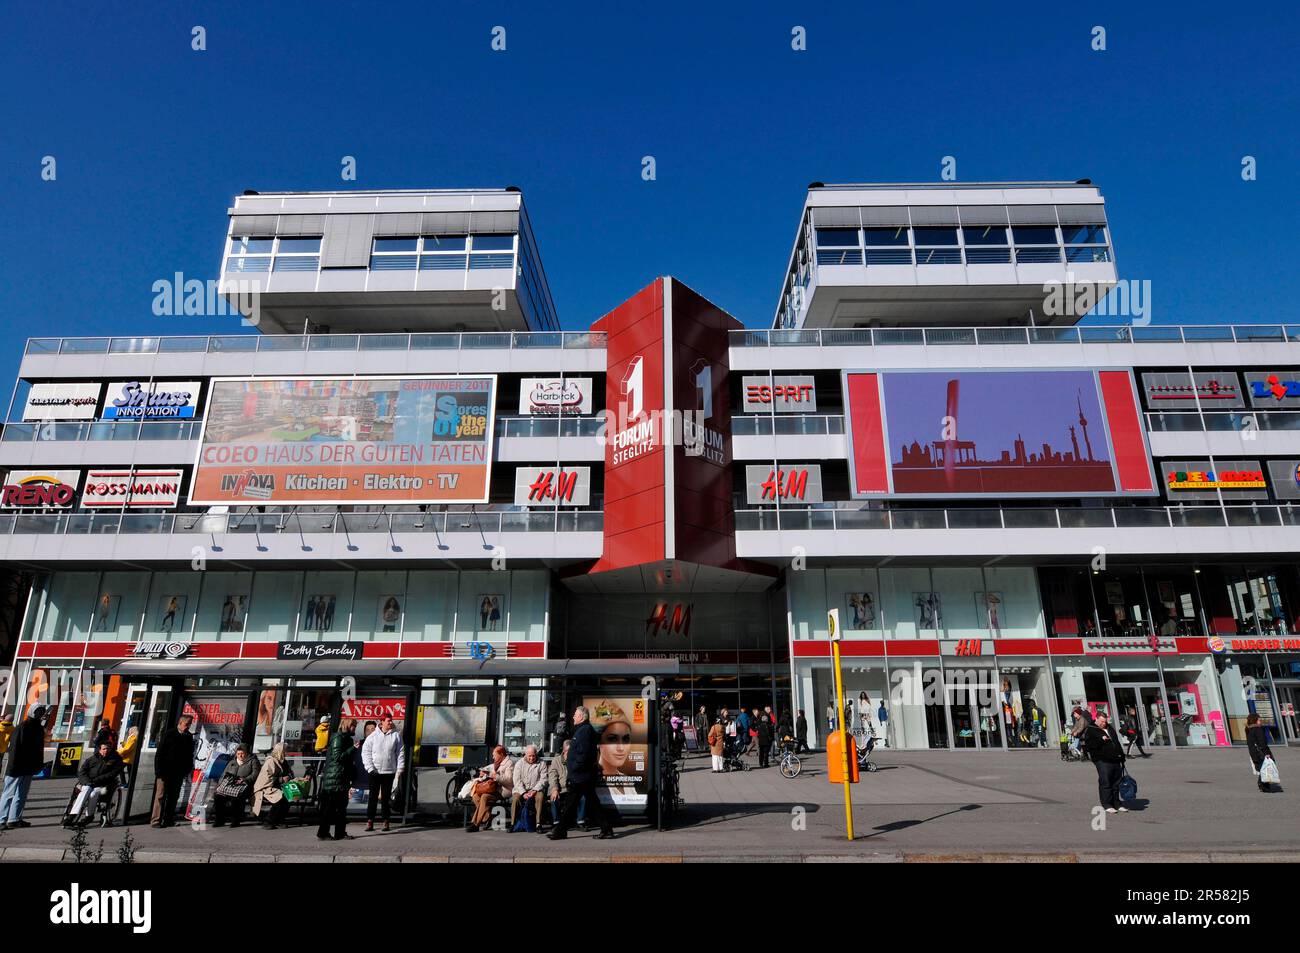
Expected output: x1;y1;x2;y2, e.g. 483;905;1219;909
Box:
63;780;125;829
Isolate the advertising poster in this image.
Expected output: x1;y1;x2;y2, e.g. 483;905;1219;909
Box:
182;695;249;822
583;696;650;813
845;592;877;630
844;369;1156;498
190;375;496;505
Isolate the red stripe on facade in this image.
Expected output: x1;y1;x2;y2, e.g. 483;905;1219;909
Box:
846;372;889;494
1098;370;1155;492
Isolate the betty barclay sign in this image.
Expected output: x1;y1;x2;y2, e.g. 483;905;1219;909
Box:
83;469;183;508
276;641;364;661
0;470;80;509
190;375;497;505
518;377;592;416
102;381;200;420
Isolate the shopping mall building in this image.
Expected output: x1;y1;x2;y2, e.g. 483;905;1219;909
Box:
3;181;1300;812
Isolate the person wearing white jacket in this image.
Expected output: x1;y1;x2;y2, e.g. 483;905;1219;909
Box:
361;716;405;831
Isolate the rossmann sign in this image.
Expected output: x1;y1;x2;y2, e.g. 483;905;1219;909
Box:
82;470;183;508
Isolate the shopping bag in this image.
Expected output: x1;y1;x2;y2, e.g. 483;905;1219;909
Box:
1259;757;1281;785
280;780;306;802
1118;770;1138;802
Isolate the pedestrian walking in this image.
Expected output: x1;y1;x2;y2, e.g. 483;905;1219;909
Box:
1246;714;1276;793
754;709;774;768
708;719;725;772
548;705;614;840
316;718;357;840
795;709;809;753
150;714;195;828
361;714;405;832
1121;706;1148;758
1082;710;1128;814
1;706;47;830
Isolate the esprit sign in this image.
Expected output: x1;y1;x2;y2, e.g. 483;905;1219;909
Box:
742;375;817;413
518;377;592;416
513;466;591;506
22;382;101;421
102;381;200;420
82;469;183;508
1;470;80;509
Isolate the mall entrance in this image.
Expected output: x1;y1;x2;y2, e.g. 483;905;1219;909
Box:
1110;683;1173;748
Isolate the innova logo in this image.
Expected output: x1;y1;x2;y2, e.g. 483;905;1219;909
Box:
220;469;275;499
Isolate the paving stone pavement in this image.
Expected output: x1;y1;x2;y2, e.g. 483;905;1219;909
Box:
2;747;1294;862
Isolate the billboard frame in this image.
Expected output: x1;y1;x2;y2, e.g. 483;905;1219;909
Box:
188;374;498;507
841;366;1159;500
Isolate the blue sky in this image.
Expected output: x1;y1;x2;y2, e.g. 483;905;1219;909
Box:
0;2;1296;381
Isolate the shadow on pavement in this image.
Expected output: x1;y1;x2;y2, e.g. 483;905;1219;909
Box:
865;802;982;836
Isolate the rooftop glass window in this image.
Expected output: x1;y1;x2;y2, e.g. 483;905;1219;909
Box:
1011;226;1058;245
1060;224;1107;245
276;237;321;254
815;228;859;247
962;225;1008;246
862;226;909;246
230;237;274;254
914;227;958;246
373;238;419;253
422;235;468;251
471;234;515;251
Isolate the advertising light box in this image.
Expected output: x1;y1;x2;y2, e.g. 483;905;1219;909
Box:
190;376;496;505
843;368;1157;498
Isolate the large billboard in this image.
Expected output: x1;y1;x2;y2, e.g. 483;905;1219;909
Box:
190;376;496;505
844;369;1157;498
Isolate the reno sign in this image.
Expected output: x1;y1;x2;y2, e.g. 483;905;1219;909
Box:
1;470;80;509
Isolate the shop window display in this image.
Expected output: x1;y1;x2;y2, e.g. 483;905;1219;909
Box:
998;662;1056;747
1162;658;1227;746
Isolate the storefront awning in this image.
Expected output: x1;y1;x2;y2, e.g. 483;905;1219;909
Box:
92;658;680;679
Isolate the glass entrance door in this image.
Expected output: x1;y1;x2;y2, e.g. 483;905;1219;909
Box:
1112;684;1172;747
1277;684;1300;743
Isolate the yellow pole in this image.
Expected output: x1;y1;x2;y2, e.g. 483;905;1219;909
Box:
831;639;854;840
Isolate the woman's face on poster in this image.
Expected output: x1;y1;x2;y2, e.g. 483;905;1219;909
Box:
599;721;632;772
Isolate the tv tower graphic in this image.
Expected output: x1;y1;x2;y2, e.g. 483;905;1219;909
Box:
1077;390;1095;462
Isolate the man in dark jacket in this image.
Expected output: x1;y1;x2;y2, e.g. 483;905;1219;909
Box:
71;741;124;826
548;705;614;840
1082;711;1128;813
151;714;195;827
754;708;774;768
316;718;357;840
1;705;48;830
795;709;809;754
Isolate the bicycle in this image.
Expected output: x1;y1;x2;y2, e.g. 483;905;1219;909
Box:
777;747;801;779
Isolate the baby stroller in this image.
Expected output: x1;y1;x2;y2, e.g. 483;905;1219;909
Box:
856;733;879;773
62;778;124;829
1059;730;1083;762
722;736;749;772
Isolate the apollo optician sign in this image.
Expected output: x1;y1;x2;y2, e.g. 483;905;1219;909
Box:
102;381;200;420
190;376;496;505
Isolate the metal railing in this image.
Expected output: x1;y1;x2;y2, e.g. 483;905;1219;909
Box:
25;330;607;357
732;415;845;436
734;504;1300;532
0;416;606;442
1144;411;1300;433
731;324;1300;348
0;509;604;537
